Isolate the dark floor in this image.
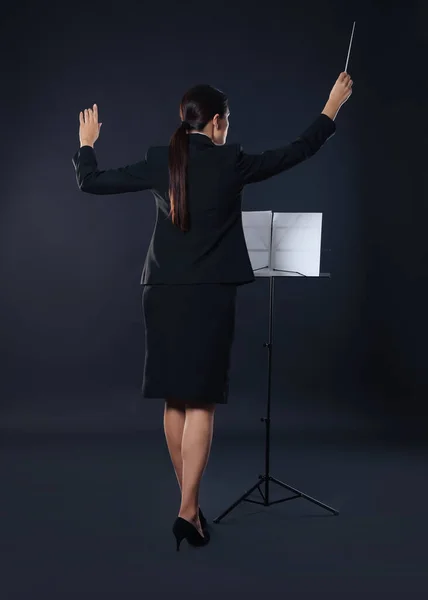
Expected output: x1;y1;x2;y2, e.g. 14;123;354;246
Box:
1;392;428;599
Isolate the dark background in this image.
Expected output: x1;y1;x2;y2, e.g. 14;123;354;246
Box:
1;0;427;429
1;1;428;598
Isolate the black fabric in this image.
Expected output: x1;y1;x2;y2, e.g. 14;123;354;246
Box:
141;283;237;404
72;114;336;286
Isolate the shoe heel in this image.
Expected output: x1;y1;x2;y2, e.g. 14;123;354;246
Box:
172;519;186;551
174;533;183;552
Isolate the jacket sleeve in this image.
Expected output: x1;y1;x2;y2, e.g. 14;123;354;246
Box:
234;113;336;185
72;145;153;194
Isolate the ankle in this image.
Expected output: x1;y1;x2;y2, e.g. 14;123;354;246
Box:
178;507;199;521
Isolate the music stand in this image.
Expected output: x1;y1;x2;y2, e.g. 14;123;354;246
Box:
213;211;339;524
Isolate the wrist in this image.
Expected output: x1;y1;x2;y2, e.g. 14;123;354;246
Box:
80;140;94;148
321;99;341;121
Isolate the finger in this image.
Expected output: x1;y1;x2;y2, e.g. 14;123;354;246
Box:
84;108;88;123
93;103;98;122
79;111;84;125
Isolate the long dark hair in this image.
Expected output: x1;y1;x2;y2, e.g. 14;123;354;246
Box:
168;84;229;232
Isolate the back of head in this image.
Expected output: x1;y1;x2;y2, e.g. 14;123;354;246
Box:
168;84;229;232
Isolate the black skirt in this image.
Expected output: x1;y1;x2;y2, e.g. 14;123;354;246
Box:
141;283;238;404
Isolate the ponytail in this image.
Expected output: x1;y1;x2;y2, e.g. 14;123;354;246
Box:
168;84;228;231
168;122;190;232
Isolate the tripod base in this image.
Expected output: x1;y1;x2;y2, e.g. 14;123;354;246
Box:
213;474;339;524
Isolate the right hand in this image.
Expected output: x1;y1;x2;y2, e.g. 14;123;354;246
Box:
329;72;353;108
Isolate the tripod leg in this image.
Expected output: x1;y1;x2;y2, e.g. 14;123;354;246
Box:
270;476;339;515
213;479;264;524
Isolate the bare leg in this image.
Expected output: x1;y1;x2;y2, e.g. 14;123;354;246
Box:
178;401;216;536
163;398;186;490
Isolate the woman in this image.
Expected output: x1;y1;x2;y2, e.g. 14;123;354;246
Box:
72;71;353;551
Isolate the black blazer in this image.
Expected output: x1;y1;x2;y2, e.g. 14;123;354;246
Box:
72;113;336;286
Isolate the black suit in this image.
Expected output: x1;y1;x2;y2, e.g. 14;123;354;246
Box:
72;113;336;287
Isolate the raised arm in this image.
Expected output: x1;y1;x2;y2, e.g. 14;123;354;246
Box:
72;145;153;194
235;72;353;185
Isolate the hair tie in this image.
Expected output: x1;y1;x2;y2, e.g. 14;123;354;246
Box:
181;120;191;129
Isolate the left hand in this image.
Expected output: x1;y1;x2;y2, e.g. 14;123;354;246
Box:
79;103;102;146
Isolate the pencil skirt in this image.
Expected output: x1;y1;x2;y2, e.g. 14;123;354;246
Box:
141;283;238;404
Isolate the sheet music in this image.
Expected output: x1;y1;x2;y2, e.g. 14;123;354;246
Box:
271;212;322;276
242;211;323;276
241;210;272;271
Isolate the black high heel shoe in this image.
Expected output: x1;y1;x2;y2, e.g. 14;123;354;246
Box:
172;517;210;552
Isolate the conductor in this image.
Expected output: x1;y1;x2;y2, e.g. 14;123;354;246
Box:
72;71;353;551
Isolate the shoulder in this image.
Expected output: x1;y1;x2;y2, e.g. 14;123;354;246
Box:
225;142;242;154
214;143;243;163
224;142;244;159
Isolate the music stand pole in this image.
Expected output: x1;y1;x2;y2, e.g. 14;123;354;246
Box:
213;273;339;524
